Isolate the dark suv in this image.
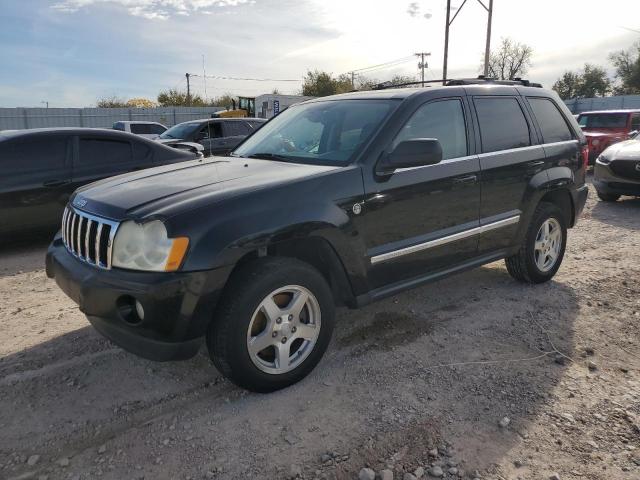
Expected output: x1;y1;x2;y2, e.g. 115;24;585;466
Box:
47;79;588;392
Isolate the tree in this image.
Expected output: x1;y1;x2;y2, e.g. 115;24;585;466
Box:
552;64;611;99
552;71;582;100
301;70;352;97
126;98;156;108
157;88;206;107
96;96;128;108
210;93;236;109
609;41;640;94
484;37;533;80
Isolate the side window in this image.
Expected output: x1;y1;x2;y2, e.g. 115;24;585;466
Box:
79;138;132;165
210;122;223;138
151;124;167;135
1;137;68;173
224;122;250;136
113;122;125;131
197;125;210;140
474;97;531;152
631;114;640;131
393;98;468;160
527;97;573;143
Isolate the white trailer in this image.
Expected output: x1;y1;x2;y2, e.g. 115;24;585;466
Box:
255;94;315;119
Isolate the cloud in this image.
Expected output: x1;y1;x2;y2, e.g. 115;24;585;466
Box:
51;0;254;20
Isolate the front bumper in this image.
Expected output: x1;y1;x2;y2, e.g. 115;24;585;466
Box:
594;161;640;197
46;234;233;361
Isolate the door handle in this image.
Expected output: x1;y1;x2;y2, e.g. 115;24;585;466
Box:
43;179;70;187
527;160;545;168
453;174;477;185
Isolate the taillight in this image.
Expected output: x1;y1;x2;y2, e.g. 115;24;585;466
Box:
581;145;589;168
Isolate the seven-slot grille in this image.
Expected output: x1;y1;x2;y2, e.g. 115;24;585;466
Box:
61;206;119;269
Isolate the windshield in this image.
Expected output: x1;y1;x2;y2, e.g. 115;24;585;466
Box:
159;122;201;140
578;113;628;129
233;99;396;165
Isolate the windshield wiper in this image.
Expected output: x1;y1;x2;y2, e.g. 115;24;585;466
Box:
245;153;292;162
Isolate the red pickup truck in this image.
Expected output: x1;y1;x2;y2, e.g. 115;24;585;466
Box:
577;109;640;164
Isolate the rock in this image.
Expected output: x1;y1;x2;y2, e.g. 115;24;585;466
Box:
379;470;394;480
560;413;575;423
359;467;375;480
448;467;458;475
414;466;425;478
549;474;561;480
289;464;302;478
58;457;70;467
428;448;439;457
320;453;332;463
514;460;523;468
428;466;443;477
587;361;597;371
38;475;49;480
98;444;107;454
26;455;40;466
403;473;417;480
498;416;511;428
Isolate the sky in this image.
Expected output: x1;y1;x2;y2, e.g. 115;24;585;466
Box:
0;0;639;107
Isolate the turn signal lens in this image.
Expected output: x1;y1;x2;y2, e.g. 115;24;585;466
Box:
165;237;189;272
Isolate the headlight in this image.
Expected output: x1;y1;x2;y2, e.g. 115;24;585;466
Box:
112;220;189;272
596;155;610;165
591;139;600;147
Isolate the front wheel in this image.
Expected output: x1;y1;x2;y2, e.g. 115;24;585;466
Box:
505;202;567;284
207;258;335;392
597;191;620;202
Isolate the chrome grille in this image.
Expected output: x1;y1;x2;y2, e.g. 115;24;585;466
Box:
61;206;119;269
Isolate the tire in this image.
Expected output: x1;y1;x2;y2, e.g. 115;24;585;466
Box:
505;202;567;284
597;191;620;202
207;257;335;392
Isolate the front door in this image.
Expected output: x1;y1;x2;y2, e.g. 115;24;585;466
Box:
357;97;481;290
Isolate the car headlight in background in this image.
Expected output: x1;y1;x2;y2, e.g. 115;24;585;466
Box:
112;220;189;272
596;155;610;165
591;139;600;147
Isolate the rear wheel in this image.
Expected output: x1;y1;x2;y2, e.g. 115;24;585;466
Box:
597;191;620;202
505;202;567;284
207;257;335;392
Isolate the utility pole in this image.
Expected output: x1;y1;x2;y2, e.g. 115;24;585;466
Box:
350;71;355;89
442;0;494;84
415;52;431;87
185;73;191;106
483;0;494;77
443;0;451;85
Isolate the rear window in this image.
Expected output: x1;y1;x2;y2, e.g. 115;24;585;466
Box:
225;121;251;136
527;98;573;143
474;97;531;153
578;113;628;129
130;124;165;135
112;122;125;131
1;137;68;173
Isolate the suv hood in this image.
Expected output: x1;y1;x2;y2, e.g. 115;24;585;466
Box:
601;139;640;160
72;157;339;220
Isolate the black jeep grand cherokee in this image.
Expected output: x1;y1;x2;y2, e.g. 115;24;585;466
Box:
47;79;588;392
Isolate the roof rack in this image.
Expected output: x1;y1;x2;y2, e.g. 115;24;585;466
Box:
372;75;542;90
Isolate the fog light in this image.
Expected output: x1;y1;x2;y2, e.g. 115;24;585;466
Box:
135;300;145;321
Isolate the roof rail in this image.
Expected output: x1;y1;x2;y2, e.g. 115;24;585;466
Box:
372;75;542;90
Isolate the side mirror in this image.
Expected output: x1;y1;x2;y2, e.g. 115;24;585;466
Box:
628;130;638;139
377;139;443;175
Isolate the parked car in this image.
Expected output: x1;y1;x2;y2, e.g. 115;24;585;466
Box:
47;79;588;392
0;128;198;237
112;121;167;139
157;117;266;156
577;109;640;164
593;131;640;201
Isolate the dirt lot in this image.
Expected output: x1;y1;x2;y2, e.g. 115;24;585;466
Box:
1;181;639;480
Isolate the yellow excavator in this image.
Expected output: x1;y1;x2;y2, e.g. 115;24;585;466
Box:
213;97;256;118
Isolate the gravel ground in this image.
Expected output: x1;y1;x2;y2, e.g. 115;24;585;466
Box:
1;181;639;480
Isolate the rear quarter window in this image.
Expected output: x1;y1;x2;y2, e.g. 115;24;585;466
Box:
527;97;573;143
474;97;531;153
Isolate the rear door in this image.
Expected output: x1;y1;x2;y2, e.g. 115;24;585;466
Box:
197;121;224;155
0;134;72;234
471;95;545;254
218;121;251;154
71;135;137;189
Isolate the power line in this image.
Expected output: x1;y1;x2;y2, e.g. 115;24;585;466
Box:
188;73;299;82
348;56;415;74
